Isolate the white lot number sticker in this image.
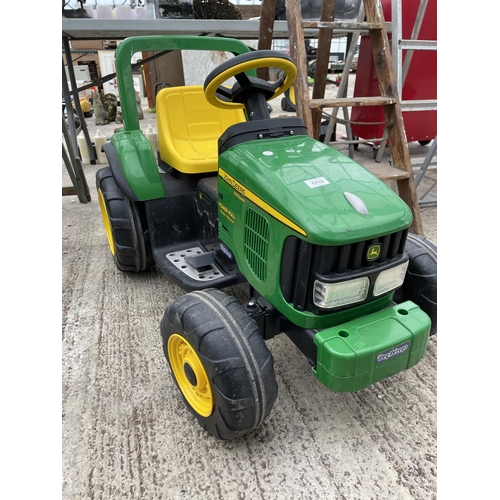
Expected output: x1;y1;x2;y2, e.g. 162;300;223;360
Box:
305;177;330;188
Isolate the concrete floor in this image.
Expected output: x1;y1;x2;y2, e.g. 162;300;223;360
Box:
62;89;437;499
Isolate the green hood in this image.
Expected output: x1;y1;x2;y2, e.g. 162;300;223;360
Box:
219;135;412;245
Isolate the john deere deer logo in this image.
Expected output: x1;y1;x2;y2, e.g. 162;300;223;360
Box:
367;244;382;261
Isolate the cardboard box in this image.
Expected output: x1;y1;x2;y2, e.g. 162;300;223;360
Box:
70;40;104;51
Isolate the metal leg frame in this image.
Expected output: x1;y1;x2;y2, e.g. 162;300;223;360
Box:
62;36;97;166
62;114;91;203
414;136;436;205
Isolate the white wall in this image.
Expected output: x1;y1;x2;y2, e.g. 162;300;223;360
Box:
181;40;259;86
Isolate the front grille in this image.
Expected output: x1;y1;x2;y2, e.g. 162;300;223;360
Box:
244;208;269;282
280;229;408;312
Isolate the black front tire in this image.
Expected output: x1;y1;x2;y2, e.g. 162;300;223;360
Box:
96;167;153;272
396;233;437;335
160;289;278;440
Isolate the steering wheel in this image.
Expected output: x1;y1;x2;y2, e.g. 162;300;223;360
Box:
203;51;297;111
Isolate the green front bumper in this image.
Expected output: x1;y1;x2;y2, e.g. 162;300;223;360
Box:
313;301;431;392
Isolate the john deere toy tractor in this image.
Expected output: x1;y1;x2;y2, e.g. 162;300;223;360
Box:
96;36;437;440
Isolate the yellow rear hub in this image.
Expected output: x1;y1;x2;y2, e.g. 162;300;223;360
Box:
168;334;214;417
97;188;116;256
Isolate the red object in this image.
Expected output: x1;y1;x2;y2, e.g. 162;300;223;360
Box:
351;0;437;144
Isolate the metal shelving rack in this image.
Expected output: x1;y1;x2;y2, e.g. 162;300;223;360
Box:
62;16;395;202
62;18;290;40
62;19;296;201
62;17;357;201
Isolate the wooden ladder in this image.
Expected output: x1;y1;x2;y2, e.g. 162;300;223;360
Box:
258;0;424;235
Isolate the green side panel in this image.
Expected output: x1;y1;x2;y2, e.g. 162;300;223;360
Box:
313;301;431;392
219;134;412;246
111;129;165;201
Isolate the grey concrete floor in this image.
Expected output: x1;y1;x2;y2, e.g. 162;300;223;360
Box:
62;90;437;499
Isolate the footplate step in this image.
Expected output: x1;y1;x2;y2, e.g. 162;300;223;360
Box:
166;247;225;282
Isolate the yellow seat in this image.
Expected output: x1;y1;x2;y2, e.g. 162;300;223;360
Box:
156;85;246;174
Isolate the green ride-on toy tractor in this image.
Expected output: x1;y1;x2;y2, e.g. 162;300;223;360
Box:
96;36;437;440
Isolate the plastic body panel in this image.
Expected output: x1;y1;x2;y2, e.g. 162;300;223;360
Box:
111;129;165;201
218;134;412;245
313;300;431;392
217;133;413;329
351;0;437;143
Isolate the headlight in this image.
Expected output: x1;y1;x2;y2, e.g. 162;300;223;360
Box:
313;277;370;309
373;261;409;297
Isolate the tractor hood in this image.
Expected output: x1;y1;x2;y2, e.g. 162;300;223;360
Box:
218;135;412;246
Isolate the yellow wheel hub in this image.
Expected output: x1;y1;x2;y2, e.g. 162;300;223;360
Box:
97;188;116;256
168;334;214;417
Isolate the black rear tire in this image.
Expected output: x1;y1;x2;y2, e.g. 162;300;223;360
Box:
395;233;437;335
281;96;288;111
96;167;153;272
160;289;278;440
281;91;296;112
